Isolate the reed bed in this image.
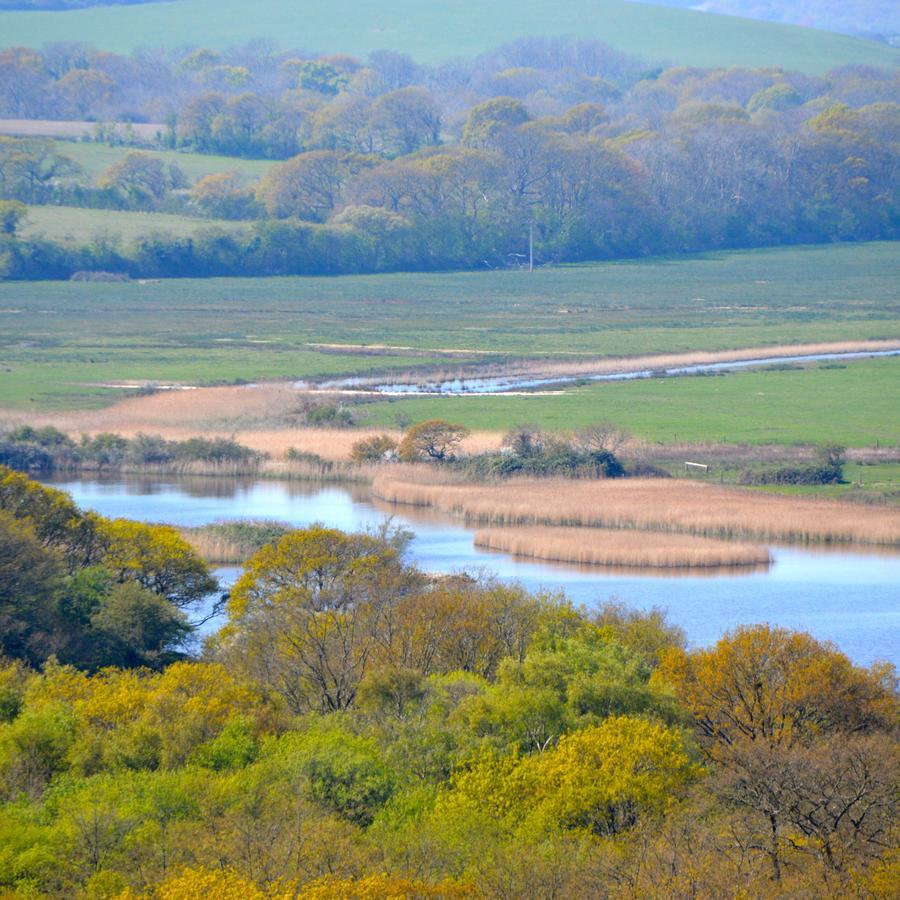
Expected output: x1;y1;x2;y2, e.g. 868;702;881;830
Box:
372;474;900;546
17;384;501;462
178;520;292;563
474;526;771;570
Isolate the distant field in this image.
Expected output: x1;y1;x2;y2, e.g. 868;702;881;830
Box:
22;205;247;245
356;357;900;448
47;141;277;185
0;119;163;141
0;242;897;411
0;0;896;72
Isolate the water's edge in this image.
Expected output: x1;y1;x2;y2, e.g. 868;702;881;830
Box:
313;348;900;395
44;475;900;665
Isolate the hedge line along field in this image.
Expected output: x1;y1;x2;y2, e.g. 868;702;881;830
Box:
21;206;247;246
1;0;896;72
356;357;900;448
1;242;897;410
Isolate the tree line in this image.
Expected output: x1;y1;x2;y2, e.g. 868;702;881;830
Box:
0;466;896;896
0;37;898;278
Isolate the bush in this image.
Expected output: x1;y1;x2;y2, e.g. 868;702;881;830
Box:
738;465;843;486
306;403;355;427
351;434;399;463
460;443;625;480
0;441;55;472
172;437;259;464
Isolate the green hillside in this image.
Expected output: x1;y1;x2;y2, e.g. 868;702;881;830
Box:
0;0;896;72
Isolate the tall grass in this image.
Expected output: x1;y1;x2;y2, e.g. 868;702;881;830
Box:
178;520;292;563
372;473;900;546
474;526;771;570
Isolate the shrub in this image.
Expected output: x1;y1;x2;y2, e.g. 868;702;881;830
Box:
306;403;354;427
351;434;398;463
738;465;843;486
172;437;260;464
0;441;55;472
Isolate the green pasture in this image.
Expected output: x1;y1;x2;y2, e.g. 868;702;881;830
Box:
0;348;448;411
0;0;896;72
0;242;897;413
356;358;900;448
22;205;247;245
53;141;277;185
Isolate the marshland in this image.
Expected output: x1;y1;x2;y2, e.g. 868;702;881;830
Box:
38;472;900;667
1;5;899;894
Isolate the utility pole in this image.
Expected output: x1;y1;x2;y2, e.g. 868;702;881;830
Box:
528;221;534;273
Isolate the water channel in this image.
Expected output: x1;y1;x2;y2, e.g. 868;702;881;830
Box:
45;474;900;666
315;347;900;395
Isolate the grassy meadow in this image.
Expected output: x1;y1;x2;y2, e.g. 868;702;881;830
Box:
51;141;278;185
357;357;900;448
1;242;897;420
22;205;247;245
1;0;895;71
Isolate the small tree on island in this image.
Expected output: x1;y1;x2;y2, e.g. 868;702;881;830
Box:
398;420;470;462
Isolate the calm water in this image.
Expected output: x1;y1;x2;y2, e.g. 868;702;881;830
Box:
45;475;900;665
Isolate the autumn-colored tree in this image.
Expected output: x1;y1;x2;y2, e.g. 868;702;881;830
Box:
350;433;399;463
99;153;184;206
655;625;898;882
256;150;367;220
397;420;471;462
190;171;260;219
654;624;896;754
369;87;441;156
462;96;530;149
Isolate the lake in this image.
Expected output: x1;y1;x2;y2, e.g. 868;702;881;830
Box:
45;474;900;666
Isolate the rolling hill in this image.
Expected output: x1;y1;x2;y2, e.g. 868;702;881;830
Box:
0;0;897;72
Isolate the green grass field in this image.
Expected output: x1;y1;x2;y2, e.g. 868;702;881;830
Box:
0;0;896;72
355;358;900;448
53;142;277;185
22;206;247;246
0;242;897;415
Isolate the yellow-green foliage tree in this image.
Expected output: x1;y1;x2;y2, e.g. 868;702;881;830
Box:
219;525;424;713
435;716;699;839
99;518;217;610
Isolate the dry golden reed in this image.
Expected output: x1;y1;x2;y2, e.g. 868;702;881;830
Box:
475;526;771;570
11;381;500;462
372;473;900;546
178;529;251;564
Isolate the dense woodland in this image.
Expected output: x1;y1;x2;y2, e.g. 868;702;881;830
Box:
0;464;897;897
0;38;898;277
